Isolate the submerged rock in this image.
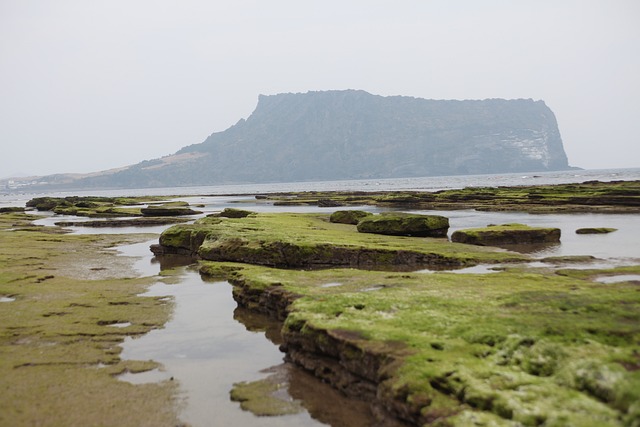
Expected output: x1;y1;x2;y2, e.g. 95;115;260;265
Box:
357;213;449;237
451;223;561;246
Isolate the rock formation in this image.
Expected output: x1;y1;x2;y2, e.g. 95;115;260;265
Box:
58;90;571;189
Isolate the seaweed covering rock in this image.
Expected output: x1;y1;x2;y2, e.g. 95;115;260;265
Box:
451;223;561;246
210;208;255;218
575;227;617;234
329;210;372;225
140;206;201;216
357;213;449;237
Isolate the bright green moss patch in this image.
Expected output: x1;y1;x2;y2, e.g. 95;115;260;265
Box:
0;212;179;426
357;212;450;237
329;210;373;224
202;261;640;425
451;223;561;246
160;212;526;268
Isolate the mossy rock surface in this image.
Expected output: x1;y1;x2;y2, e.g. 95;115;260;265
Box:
0;207;25;213
25;196;169;218
140;205;201;217
261;180;640;213
329;210;372;225
357;213;450;237
576;227;618;234
203;261;640;427
451;223;561;246
158;213;523;268
211;208;255;218
0;212;179;426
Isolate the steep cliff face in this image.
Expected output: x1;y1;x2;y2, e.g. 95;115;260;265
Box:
80;90;571;188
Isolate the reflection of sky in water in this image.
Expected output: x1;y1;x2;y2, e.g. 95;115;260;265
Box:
120;271;325;427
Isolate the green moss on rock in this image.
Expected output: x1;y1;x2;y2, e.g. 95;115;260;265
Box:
329;210;373;225
157;213;524;268
576;227;618;234
200;261;640;426
356;213;450;237
451;223;561;246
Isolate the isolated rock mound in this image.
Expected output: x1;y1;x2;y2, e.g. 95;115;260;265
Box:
451;223;561;246
357;213;449;237
575;227;617;234
210;208;255;218
329;210;372;225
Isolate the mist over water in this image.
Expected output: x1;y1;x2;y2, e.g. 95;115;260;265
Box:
2;168;639;203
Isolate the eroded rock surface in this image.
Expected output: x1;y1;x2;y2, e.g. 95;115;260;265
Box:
451;223;561;246
329;210;372;225
357;213;449;237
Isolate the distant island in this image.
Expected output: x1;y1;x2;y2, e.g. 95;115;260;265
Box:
3;90;574;190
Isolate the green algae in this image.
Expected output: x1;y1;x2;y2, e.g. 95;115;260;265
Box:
576;227;618;234
0;212;179;426
357;212;450;237
25;195;198;218
161;212;526;268
451;223;561;246
261;180;640;213
230;377;304;416
200;260;640;426
329;210;372;224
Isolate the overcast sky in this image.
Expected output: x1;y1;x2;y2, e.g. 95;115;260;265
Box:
1;1;639;177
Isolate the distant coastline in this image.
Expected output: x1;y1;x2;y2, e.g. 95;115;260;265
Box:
2;168;639;200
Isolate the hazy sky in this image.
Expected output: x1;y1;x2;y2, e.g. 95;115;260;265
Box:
1;1;639;177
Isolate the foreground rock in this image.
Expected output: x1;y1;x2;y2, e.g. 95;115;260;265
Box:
451;223;561;246
199;262;640;426
357;213;449;237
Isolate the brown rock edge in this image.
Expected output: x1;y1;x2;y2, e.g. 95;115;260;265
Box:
228;275;433;426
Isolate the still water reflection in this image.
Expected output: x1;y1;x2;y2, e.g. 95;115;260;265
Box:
117;242;377;427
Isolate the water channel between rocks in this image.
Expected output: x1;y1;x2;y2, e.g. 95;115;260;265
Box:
117;241;376;427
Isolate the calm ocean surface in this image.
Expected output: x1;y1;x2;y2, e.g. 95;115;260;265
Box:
2;168;639;206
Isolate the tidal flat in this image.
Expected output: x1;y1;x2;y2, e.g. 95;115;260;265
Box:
1;181;639;426
0;211;180;426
